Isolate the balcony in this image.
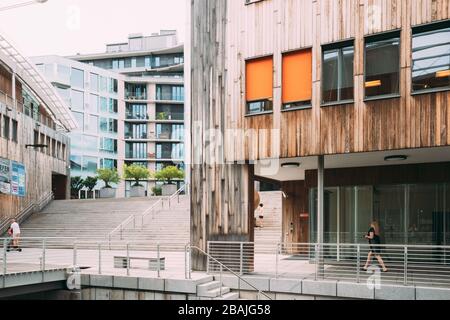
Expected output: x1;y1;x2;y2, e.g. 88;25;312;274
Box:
155;112;184;121
155;94;184;102
125;92;148;101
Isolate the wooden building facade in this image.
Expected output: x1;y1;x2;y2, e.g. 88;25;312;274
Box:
190;0;450;269
0;34;76;231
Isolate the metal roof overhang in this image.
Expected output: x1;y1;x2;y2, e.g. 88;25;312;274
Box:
0;33;77;132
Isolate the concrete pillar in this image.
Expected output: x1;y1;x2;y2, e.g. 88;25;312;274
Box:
317;155;324;245
317;155;325;278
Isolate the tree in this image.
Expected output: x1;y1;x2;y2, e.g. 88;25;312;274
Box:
70;176;84;198
154;166;184;185
124;164;151;187
96;168;120;189
83;176;98;192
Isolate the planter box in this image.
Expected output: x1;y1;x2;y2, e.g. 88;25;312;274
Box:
162;184;177;196
100;188;116;199
130;185;146;198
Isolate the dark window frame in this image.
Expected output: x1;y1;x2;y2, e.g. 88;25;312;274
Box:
364;30;402;101
411;20;450;95
321;39;355;106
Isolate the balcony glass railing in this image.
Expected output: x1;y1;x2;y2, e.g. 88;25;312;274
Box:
155;112;184;121
156;94;184;102
125;92;148;100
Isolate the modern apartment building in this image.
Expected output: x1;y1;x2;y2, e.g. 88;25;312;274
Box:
190;0;450;268
0;32;75;227
33;31;185;197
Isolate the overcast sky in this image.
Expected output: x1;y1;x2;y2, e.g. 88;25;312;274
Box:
0;0;186;57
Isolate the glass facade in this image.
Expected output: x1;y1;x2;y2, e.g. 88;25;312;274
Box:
71;90;84;111
156;85;184;101
126;103;148;120
90;73;99;92
156;143;184;160
71;68;84;88
310;183;450;246
126;142;147;159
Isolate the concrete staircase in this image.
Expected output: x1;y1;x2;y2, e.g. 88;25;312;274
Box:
254;191;282;245
111;195;190;244
196;279;239;300
19;198;161;242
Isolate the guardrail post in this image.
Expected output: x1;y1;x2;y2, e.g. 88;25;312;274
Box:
314;244;319;281
98;243;102;275
240;242;243;276
73;242;77;267
188;245;192;280
219;264;223;298
276;243;280;279
126;243;130;276
356;244;361;283
184;244;188;279
404;247;408;286
157;243;161;278
42;239;46;282
206;242;210;274
3;239;7;279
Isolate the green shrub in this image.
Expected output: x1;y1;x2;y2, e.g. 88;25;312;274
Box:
154;166;184;185
124;164;151;187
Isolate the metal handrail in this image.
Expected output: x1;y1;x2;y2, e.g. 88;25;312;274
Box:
189;245;273;300
107;184;188;241
0;191;53;235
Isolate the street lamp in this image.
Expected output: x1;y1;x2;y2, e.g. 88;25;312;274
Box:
0;0;48;12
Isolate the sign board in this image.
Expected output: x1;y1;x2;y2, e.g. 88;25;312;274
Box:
0;158;11;194
11;161;26;197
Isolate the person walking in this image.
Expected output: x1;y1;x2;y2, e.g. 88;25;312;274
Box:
9;219;22;252
363;221;387;272
256;203;264;228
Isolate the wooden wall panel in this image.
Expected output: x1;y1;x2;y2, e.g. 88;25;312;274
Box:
281;181;309;244
215;0;450;160
0;107;70;224
191;0;254;270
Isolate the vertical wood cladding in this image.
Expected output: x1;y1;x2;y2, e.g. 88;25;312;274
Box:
281;181;309;244
191;0;254;270
215;0;450;160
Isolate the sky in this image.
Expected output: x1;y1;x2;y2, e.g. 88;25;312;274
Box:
0;0;186;57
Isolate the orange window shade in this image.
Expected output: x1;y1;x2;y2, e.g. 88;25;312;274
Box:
246;56;273;102
282;49;312;103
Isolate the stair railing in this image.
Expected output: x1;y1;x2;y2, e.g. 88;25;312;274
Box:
107;184;188;242
187;245;272;300
0;191;54;235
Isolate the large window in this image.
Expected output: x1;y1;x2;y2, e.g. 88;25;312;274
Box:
84;135;98;153
100;97;108;113
156;85;184;101
82;156;98;175
246;56;273;114
90;94;99;113
99;118;118;134
126;143;147;159
3;116;10;139
365;32;400;99
126;103;148;120
109;98;118;113
156;104;184;120
72;112;84;132
125;123;148;139
282;49;312;110
90;73;99;92
71;68;84;88
100;137;118;154
71;90;84;111
88;115;98;134
322;41;354;104
57;65;71;83
109;78;118;94
412;22;450;93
